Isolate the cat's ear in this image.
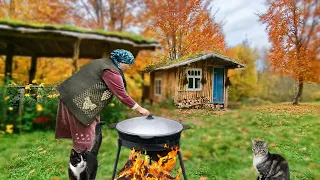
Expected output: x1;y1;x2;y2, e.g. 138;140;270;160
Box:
263;142;268;148
251;139;256;145
71;149;77;155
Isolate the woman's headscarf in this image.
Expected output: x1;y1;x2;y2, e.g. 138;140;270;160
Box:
110;49;135;88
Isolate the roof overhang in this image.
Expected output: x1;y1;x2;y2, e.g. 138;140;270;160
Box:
154;53;245;71
0;22;160;58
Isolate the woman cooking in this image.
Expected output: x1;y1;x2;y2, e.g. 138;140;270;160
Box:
55;49;150;151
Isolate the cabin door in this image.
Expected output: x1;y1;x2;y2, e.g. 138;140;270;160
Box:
213;67;224;103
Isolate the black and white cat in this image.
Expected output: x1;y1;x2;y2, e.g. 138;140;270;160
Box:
252;140;290;180
68;121;105;180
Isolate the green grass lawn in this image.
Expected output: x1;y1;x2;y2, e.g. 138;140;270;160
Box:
0;103;319;180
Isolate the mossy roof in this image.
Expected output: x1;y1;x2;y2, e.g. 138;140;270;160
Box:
0;19;157;44
0;19;160;58
146;52;245;72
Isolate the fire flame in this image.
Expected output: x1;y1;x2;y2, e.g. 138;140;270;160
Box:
115;147;181;180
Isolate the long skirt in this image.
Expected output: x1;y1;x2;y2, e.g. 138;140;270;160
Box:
55;101;100;151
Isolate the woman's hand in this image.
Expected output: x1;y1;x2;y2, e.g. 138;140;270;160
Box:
136;106;150;116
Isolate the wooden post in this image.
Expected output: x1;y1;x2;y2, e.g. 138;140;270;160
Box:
72;39;81;74
4;43;14;83
18;88;25;117
225;69;229;109
131;50;139;58
141;72;146;104
101;43;112;58
149;72;154;105
29;56;37;84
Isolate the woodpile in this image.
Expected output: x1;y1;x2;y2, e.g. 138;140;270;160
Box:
176;97;224;109
176;97;209;109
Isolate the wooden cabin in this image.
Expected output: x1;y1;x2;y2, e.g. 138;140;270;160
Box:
149;53;245;109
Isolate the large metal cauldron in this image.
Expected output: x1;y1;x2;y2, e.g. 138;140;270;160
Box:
109;114;189;180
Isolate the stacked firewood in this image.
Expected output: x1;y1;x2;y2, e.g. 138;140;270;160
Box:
176;97;211;109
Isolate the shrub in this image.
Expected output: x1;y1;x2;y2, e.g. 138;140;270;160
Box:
100;98;129;124
0;83;59;133
0;82;130;134
311;91;320;101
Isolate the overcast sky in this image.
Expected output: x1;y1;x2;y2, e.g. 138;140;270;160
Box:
210;0;270;49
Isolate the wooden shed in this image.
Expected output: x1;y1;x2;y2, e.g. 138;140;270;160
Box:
149;53;245;109
0;19;159;83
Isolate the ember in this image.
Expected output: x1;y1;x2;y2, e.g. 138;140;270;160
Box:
115;147;181;180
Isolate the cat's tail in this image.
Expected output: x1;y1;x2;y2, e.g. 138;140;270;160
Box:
90;121;105;157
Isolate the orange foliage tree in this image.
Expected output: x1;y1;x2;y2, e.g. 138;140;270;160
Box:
0;0;76;84
72;0;143;31
0;0;72;24
260;0;320;104
142;0;226;60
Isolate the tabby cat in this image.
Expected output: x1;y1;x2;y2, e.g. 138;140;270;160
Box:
252;140;290;180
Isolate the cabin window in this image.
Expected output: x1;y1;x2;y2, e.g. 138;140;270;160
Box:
186;68;202;91
155;78;162;96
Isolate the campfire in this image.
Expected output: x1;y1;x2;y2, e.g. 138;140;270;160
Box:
110;114;189;180
115;147;181;180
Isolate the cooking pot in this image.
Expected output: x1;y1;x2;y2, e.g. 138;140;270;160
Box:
109;114;190;139
110;114;190;180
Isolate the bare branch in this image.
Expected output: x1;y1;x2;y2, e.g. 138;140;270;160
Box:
79;0;97;23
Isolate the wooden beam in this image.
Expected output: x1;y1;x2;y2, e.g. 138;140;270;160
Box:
0;51;101;59
1;38;35;55
72;39;81;74
52;41;66;54
4;43;14;83
29;55;37;84
0;31;76;41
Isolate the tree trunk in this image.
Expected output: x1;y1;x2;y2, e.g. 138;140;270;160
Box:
9;0;15;18
292;81;303;105
108;0;116;31
94;0;104;29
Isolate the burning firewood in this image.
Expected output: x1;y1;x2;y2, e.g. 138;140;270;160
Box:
115;148;181;180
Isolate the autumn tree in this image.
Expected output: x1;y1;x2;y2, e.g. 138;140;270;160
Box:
0;0;72;24
260;0;320;104
73;0;143;31
226;42;259;101
257;48;297;102
142;0;226;60
0;0;76;84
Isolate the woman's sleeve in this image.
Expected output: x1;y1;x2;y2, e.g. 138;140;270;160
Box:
102;70;139;109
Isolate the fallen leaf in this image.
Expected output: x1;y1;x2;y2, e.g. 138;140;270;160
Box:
311;163;317;169
183;152;192;158
29;169;35;174
304;157;311;162
300;147;307;151
200;177;208;180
